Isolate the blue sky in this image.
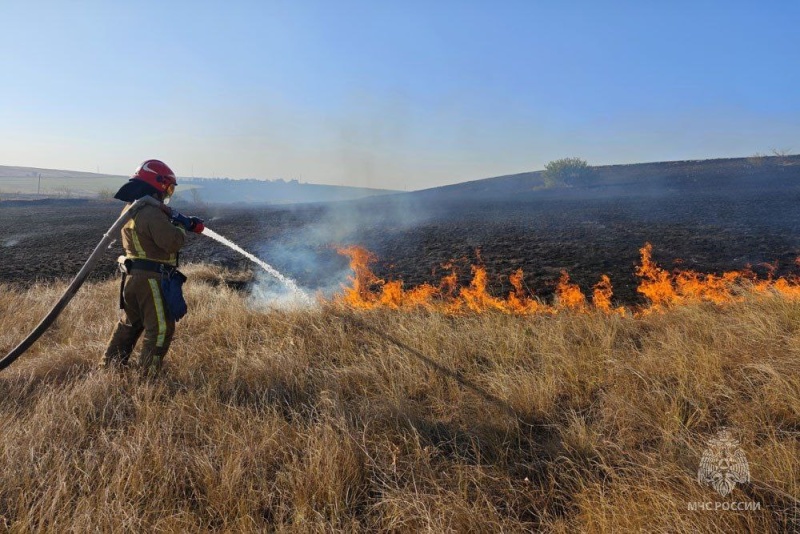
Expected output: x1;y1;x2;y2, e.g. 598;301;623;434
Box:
1;1;797;189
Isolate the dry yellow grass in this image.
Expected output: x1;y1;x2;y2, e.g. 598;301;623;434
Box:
0;265;798;532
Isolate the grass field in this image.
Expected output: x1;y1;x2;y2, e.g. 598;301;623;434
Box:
0;265;798;531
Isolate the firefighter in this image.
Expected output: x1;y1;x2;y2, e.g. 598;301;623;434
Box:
103;159;203;374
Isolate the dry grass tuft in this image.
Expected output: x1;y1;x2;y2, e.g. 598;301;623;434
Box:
0;267;798;531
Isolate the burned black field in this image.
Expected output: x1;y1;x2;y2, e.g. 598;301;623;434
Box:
3;174;800;306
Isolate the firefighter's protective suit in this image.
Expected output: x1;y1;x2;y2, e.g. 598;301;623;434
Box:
103;202;186;373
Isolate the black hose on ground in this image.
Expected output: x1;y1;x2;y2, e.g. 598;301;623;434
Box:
0;196;162;372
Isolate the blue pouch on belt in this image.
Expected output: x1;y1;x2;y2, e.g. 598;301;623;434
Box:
161;270;189;322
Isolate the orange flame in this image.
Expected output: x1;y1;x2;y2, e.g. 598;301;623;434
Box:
460;265;507;312
555;271;586;311
507;268;547;314
333;243;800;316
592;274;626;316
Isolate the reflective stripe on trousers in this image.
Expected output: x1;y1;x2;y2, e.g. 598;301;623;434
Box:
147;278;167;348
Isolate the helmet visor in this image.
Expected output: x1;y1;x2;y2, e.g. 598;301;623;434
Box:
165;183;176;198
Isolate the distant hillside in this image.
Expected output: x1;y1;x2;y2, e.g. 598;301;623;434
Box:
0;166;397;204
0;166;127;198
3;155;799;206
0;166;123;180
178;178;396;205
409;154;800;202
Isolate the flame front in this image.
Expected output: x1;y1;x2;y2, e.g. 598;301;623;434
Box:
333;243;800;315
338;245;382;309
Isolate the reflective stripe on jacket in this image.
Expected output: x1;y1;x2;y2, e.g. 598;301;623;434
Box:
121;203;186;266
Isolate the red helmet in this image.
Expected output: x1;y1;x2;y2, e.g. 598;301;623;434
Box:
132;159;177;196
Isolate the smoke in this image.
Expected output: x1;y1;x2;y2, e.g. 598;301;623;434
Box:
249;193;436;302
1;233;32;247
200;227;312;309
247;277;315;310
330;93;412;190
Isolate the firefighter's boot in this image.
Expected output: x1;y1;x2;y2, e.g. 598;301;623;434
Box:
103;320;143;369
139;345;170;377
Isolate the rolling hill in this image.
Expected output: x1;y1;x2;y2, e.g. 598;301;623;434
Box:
0;166;397;204
407;154;800;202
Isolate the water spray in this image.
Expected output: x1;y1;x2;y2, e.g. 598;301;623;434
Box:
200;228;311;304
0;198;310;372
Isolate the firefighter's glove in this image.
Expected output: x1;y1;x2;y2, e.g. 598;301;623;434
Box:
171;212;205;233
188;217;205;234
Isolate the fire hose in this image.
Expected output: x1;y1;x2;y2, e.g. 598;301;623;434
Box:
0;196;166;371
0;201;521;422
